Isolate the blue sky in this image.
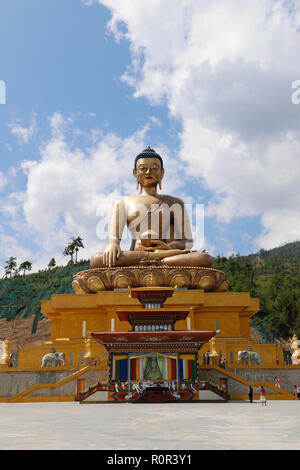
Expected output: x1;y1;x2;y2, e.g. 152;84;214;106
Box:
0;0;300;273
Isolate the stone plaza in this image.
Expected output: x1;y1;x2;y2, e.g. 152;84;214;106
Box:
0;400;299;450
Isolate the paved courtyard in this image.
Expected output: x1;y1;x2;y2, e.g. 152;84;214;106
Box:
0;400;299;450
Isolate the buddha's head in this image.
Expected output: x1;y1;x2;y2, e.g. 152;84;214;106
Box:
133;146;165;190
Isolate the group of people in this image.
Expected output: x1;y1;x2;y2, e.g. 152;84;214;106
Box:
218;356;227;369
248;385;267;405
202;351;227;369
294;385;300;399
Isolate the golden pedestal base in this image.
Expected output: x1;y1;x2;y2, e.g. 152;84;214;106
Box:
72;266;229;294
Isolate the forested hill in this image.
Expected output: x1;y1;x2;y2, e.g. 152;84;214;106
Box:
248;241;300;275
0;261;90;334
213;240;300;342
1;240;300;341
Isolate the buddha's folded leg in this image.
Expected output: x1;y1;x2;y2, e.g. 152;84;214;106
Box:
90;251;149;268
161;251;213;268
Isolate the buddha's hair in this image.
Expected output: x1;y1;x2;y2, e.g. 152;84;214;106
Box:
134;146;164;169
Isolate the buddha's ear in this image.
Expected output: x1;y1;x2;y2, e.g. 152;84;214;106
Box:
159;168;165;189
133;169;139;190
160;168;165;180
133;168;138;182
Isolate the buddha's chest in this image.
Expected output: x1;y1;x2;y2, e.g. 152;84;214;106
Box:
125;197;175;227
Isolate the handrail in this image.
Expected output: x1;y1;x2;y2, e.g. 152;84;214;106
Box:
6;366;91;402
200;365;297;399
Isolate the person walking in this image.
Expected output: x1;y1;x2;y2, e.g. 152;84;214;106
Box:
296;385;300;400
248;386;253;403
260;385;267;406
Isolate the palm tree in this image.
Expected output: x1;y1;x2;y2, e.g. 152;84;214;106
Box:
4;256;17;278
19;261;32;276
48;258;56;269
63;243;75;264
63;237;84;264
72;236;84;263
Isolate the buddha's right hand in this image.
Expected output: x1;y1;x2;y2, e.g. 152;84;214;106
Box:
103;242;122;267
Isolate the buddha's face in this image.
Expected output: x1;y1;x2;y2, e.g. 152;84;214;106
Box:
133;157;164;188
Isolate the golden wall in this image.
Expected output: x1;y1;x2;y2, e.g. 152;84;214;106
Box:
16;289;284;369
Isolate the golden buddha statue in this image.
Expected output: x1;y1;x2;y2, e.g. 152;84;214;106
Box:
91;146;213;269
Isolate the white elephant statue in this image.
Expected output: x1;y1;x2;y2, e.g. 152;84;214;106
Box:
237;350;261;366
41;352;65;367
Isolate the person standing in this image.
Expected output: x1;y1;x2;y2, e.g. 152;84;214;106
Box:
296;385;300;400
218;354;223;368
206;350;210;365
260;385;267;406
276;377;280;388
248;386;253;403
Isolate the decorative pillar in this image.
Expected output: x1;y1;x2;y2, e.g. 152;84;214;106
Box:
195;350;199;381
108;352;112;385
176;352;180;390
82;321;86;338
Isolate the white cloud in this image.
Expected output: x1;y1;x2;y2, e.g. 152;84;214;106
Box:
93;0;300;249
8;111;37;145
0;171;7;191
0;112;188;272
0;233;33;278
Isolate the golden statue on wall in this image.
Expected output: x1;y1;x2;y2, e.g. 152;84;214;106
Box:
290;334;300;365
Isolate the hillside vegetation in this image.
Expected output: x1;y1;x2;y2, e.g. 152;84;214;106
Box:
213;241;300;342
0;261;90;333
1;241;300;342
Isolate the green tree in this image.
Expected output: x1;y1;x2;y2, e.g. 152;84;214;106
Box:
19;261;33;276
63;237;84;264
48;258;56;269
63;243;75;264
4;256;17;278
72;236;84;263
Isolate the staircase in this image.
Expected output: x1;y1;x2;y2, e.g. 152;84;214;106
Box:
79;381;108;402
199;380;229;400
79;380;229;402
200;365;297;400
6;366;91;403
